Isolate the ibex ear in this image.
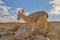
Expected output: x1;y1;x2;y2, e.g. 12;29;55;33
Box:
19;9;24;13
17;8;24;13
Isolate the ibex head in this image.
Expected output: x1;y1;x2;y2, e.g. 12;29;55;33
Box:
17;8;25;20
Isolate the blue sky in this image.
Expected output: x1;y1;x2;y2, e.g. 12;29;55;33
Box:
3;0;51;12
0;0;60;21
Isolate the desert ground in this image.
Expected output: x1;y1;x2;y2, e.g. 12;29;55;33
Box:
0;21;60;40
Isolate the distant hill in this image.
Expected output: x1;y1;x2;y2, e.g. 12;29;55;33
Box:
49;21;60;31
48;21;60;40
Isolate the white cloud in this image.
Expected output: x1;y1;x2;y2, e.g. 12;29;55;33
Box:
49;0;60;15
2;6;9;14
0;14;27;23
0;0;18;22
0;6;10;15
0;8;30;22
49;0;60;5
49;6;60;15
0;15;18;22
0;0;12;15
0;0;3;4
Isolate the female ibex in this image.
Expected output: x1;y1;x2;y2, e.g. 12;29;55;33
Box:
17;8;48;35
